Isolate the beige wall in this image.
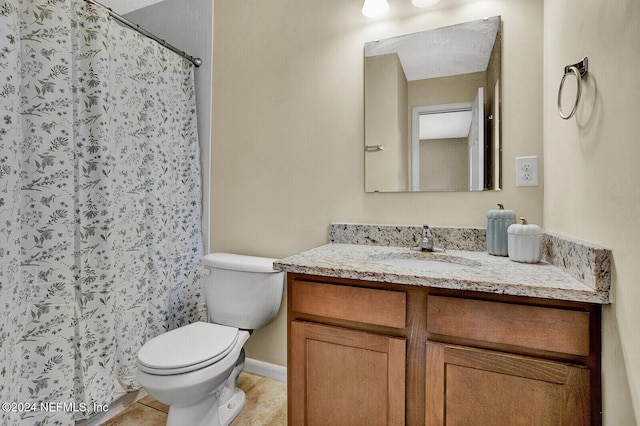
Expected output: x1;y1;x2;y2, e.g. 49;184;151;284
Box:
543;0;640;424
407;71;486;109
212;0;543;368
419;138;468;191
364;53;409;191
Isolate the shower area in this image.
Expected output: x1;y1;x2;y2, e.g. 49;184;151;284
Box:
0;0;210;423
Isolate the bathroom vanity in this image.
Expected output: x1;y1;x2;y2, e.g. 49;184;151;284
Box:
274;225;610;426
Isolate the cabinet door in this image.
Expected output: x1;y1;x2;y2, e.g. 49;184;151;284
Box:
290;321;406;426
426;342;590;426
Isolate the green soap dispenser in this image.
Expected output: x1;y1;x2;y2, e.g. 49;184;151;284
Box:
487;204;516;256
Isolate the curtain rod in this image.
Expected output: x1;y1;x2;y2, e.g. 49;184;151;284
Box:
84;0;202;67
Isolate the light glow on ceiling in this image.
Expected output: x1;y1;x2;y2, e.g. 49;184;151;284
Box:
419;110;472;140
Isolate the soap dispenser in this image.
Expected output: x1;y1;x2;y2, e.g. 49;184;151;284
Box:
486;204;516;256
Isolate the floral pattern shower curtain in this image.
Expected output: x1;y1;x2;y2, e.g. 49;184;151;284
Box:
0;0;205;423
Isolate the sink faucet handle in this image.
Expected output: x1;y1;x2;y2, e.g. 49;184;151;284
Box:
411;225;444;252
409;225;445;252
421;225;434;250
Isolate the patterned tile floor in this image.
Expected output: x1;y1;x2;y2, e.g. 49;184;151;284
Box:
101;372;287;426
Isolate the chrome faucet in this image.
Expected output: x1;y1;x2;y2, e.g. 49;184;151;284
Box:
411;225;445;252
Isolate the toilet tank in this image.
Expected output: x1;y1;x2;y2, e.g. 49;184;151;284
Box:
202;253;284;330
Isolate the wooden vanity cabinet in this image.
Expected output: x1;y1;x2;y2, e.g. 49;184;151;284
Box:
288;277;410;425
425;293;600;426
287;273;601;426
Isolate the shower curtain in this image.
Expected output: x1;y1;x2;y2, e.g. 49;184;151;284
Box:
0;0;205;423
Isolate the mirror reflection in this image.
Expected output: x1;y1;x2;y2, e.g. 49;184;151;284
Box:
364;16;502;192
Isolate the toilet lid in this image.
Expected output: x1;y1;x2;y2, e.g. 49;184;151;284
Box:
137;322;239;374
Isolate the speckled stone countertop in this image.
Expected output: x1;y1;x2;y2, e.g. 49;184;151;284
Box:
273;224;612;305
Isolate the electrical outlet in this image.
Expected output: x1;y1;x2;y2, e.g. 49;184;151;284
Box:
515;156;538;187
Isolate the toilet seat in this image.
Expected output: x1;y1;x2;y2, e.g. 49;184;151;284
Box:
137;322;239;375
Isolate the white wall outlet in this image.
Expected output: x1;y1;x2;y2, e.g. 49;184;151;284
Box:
515;156;539;187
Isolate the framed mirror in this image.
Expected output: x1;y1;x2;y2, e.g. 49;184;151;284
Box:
364;16;502;192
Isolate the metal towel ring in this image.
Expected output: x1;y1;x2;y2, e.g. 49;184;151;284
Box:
558;57;589;120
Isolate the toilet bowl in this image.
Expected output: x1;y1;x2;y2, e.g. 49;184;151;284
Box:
135;253;284;426
137;323;250;426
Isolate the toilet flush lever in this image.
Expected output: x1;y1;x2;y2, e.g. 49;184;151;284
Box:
202;267;211;276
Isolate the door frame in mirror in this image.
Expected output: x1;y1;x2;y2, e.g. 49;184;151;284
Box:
411;102;474;191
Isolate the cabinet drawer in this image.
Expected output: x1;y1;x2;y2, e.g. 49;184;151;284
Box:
427;295;590;356
291;280;406;329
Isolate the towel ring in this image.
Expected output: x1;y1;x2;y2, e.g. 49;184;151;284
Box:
558;57;588;120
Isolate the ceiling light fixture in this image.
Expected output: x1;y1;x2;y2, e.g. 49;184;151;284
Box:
362;0;390;18
412;0;441;7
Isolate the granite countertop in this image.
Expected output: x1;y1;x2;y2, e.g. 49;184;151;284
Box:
274;243;610;304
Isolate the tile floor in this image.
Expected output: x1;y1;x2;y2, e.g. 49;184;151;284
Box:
101;372;287;426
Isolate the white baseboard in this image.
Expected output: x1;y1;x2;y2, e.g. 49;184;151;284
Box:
244;358;287;383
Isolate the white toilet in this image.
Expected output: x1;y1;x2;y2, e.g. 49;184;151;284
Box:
136;253;284;426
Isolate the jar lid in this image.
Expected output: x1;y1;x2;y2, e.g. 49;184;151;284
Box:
487;203;516;219
507;217;542;235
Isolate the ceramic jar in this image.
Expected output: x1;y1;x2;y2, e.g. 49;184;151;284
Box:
486;204;516;256
507;217;543;263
